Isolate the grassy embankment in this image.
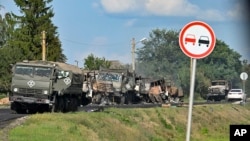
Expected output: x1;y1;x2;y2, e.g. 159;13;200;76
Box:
6;103;250;141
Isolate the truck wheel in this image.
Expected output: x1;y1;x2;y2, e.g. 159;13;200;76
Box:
57;97;65;112
149;94;156;104
11;102;26;114
120;96;125;105
206;96;212;102
69;97;78;112
93;94;102;104
51;95;57;112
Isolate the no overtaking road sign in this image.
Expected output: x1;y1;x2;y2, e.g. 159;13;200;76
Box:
180;21;216;141
179;21;216;59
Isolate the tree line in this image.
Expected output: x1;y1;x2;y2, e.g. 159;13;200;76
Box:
0;0;65;92
1;0;249;98
136;29;249;97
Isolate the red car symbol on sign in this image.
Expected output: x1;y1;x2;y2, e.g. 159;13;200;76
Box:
185;34;196;45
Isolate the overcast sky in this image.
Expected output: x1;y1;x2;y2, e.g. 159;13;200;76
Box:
1;0;249;67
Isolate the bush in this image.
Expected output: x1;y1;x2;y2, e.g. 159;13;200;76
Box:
0;93;7;99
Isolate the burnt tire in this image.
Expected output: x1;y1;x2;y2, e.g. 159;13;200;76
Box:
93;94;102;104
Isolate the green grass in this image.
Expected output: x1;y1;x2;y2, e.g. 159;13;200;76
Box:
0;94;7;99
7;103;250;141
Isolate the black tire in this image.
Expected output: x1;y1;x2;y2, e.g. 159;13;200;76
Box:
69;97;78;112
120;96;125;105
58;97;65;112
51;95;57;112
11;102;26;114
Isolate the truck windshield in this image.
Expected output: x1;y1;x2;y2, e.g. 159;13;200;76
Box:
34;67;52;77
15;65;52;77
211;82;225;86
97;73;121;82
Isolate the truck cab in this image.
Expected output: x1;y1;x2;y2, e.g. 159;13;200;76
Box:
9;60;83;113
206;80;231;101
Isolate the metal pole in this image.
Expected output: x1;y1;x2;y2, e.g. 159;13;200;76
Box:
131;38;136;72
190;58;192;84
243;80;245;93
42;31;46;61
186;58;197;141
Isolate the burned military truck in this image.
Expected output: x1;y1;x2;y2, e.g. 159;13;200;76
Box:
134;78;184;104
134;77;152;103
165;80;184;103
83;68;137;105
9;60;84;113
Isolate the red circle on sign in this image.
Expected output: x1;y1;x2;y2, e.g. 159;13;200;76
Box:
179;21;216;59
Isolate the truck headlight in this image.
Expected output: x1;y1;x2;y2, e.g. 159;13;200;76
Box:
115;88;121;92
43;90;48;95
13;88;18;92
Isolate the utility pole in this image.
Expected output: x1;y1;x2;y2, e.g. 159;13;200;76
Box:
75;60;79;67
131;38;136;72
42;31;46;61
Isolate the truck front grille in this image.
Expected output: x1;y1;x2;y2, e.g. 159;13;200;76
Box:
97;83;113;93
19;88;43;94
210;88;222;94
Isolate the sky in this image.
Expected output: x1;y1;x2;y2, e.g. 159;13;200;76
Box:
1;0;250;67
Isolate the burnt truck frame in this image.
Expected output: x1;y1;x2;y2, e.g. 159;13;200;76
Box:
134;78;184;104
83;68;138;105
9;60;84;113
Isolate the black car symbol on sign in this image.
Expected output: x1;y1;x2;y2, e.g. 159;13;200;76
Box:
198;36;210;47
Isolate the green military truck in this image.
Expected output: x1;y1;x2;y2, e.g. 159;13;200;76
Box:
9;60;84;113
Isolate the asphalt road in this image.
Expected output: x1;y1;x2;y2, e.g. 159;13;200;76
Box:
0;99;247;129
0;103;162;129
0;107;28;129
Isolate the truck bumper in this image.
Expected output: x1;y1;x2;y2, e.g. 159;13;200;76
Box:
9;95;52;105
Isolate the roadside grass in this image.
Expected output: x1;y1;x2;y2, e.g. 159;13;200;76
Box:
8;103;250;141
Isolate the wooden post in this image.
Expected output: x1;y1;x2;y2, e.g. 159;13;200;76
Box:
131;38;135;72
42;31;46;61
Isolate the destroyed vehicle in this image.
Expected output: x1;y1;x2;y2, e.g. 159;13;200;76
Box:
83;68;137;105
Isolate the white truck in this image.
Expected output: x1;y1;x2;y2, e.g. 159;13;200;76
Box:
206;80;231;101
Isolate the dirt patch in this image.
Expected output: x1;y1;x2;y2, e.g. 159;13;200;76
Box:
0;97;10;105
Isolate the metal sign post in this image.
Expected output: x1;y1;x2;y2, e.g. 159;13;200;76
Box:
186;58;196;141
179;21;216;141
240;72;248;93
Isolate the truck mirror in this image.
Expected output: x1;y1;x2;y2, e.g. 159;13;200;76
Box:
58;75;63;79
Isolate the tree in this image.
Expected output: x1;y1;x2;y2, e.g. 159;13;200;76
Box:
0;12;20;92
137;29;189;90
9;0;66;62
0;12;13;48
84;54;111;70
0;15;7;47
0;0;66;92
